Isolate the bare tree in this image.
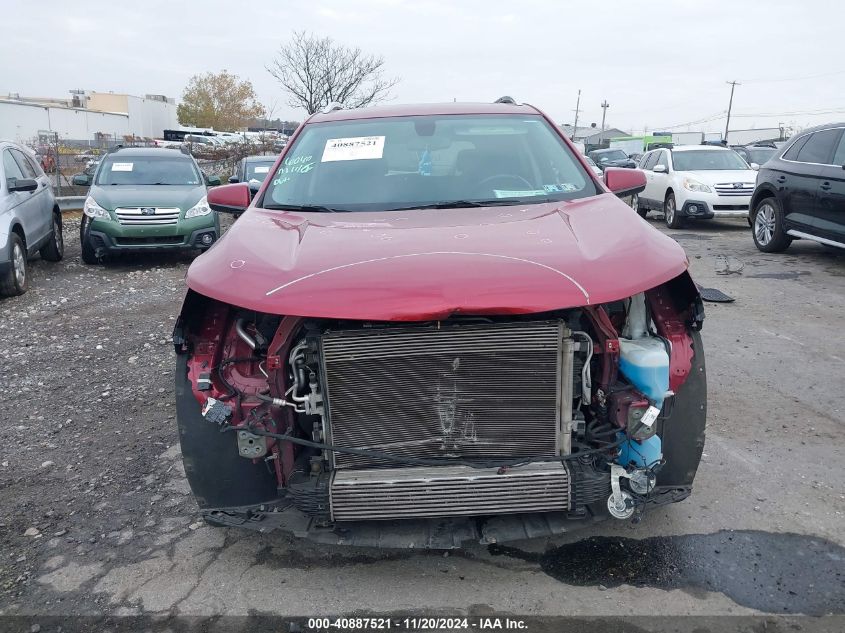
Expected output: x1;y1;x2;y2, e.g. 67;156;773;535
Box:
267;31;399;114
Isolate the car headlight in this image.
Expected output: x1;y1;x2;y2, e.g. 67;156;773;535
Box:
83;196;110;219
185;196;212;218
683;178;712;193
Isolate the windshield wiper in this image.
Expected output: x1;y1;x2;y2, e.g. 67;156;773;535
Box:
263;203;345;213
385;199;534;211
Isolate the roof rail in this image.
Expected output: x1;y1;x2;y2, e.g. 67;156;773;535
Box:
321;102;344;114
494;96;516;104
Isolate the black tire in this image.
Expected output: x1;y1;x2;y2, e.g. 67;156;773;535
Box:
39;212;64;262
751;196;792;253
664;191;685;229
631;194;648;218
0;233;28;296
80;217;101;265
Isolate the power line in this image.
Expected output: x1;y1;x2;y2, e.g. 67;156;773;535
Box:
740;69;845;84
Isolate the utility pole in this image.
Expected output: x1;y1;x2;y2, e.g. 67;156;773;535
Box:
600;100;610;135
724;81;740;143
572;89;581;139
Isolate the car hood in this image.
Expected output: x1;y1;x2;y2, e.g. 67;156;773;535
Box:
89;185;206;211
186;194;690;321
683;170;757;185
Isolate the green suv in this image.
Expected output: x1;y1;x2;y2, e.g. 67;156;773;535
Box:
78;147;221;264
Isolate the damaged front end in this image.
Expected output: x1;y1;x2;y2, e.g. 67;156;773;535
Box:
172;273;705;548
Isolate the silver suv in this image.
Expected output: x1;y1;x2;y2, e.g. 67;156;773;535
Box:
1;140;64;296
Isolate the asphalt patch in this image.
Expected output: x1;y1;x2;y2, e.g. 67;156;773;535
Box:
747;270;812;280
489;530;845;615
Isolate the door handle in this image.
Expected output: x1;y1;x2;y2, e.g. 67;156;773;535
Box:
776;176;787;184
820;182;832;191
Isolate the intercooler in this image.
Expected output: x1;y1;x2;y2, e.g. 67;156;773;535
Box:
317;320;576;521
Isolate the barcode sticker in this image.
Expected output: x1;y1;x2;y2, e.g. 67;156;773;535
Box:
641;406;661;428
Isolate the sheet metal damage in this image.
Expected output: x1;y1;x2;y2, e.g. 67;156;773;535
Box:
173;269;706;547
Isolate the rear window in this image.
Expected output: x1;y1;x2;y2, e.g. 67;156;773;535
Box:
96;155;201;186
262;114;597;212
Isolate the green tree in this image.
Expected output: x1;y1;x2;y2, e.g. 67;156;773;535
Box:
177;71;265;131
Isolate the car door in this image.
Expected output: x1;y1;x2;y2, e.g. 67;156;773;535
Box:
814;127;845;243
640;152;658;205
10;148;52;244
776;129;840;232
2;149;43;250
650;150;671;205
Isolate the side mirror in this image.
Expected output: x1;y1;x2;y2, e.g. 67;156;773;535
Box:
208;182;251;214
604;167;646;198
653;164;668;173
228;175;239;184
72;173;91;186
9;178;39;193
750;162;760;171
206;175;221;186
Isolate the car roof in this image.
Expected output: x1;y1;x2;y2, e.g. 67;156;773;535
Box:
105;147;193;158
244;155;276;162
671;145;733;152
307;101;540;123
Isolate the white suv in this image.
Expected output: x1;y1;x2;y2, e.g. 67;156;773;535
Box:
633;145;757;228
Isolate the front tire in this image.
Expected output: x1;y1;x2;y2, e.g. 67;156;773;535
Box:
752;197;791;252
39;213;64;262
631;194;648;218
664;192;684;229
80;217;101;265
1;234;28;296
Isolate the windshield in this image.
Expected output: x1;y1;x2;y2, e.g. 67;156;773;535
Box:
262;114;596;212
595;150;628;162
672;150;749;171
746;148;777;165
246;160;275;183
96;156;201;186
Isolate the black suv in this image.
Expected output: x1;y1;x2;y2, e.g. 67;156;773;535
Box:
587;148;637;170
750;122;845;252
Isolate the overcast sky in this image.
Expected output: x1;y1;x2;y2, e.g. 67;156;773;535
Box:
4;0;844;135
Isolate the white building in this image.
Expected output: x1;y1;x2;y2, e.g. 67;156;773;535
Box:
0;90;178;144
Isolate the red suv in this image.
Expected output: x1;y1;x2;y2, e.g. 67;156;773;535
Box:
173;100;706;548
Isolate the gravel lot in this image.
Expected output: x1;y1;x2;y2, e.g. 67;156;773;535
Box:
1;212;843;618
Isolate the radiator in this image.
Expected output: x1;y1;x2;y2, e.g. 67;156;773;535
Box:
320;320;572;470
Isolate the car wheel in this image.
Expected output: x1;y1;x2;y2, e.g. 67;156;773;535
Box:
80;217;101;265
631;194;648;218
664;192;684;228
39;213;65;262
752;197;792;252
0;233;28;296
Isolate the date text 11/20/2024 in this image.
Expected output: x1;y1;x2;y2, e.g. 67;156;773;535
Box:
306;617;528;630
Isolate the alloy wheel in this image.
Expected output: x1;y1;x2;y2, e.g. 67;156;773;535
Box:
755;204;776;246
12;242;25;287
54;217;64;255
630;194;638;210
665;197;675;223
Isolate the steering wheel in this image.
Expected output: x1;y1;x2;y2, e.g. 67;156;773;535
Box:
476;174;534;194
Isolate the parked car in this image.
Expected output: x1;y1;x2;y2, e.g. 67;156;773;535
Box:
633;145;756;227
750;122;845;252
78;147;221;264
172;100;707;547
1;140;64;296
70;159;101;187
584;156;603;177
229;155;277;187
732;145;778;167
587;148;637;170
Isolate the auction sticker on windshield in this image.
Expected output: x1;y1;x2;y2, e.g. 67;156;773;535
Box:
322;136;385;162
111;162;133;171
254;165;270;173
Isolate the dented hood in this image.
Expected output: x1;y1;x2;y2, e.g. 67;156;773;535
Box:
186;193;689;320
